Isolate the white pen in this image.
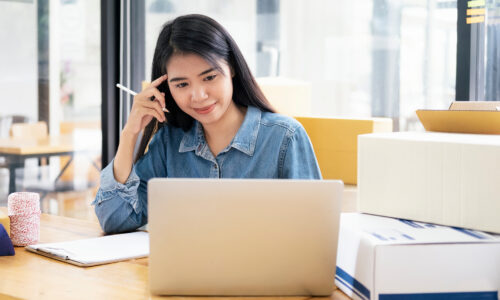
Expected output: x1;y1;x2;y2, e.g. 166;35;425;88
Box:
116;83;137;96
116;83;168;112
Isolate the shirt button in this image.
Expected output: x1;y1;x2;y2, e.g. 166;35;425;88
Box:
214;164;218;169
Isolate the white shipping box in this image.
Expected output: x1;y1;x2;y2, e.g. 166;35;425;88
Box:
358;132;500;233
335;213;500;300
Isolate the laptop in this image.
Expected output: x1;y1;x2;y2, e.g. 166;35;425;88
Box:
148;178;343;296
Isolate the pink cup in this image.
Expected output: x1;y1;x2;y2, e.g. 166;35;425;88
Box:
7;192;41;246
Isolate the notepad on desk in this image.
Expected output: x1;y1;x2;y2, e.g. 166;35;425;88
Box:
26;231;149;267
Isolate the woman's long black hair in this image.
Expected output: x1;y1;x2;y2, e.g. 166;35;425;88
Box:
134;14;275;163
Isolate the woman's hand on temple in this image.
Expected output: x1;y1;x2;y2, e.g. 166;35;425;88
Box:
123;74;169;135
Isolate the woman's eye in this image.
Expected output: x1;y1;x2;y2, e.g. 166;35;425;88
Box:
175;82;188;88
204;74;217;81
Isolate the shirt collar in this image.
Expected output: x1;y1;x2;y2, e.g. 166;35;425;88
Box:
178;121;204;153
178;106;261;156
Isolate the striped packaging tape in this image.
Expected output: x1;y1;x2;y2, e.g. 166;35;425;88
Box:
7;192;40;246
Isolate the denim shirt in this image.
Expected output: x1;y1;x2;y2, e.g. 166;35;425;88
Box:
92;106;321;233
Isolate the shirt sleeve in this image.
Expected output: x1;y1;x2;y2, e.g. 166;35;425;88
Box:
279;124;322;179
92;131;167;234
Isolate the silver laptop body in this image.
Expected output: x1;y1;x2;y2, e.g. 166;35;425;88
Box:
148;178;343;296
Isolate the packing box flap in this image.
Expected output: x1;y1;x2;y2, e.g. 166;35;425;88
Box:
449;101;500;111
416;101;500;134
341;213;500;246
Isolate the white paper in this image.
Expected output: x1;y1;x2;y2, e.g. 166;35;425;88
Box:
26;231;149;266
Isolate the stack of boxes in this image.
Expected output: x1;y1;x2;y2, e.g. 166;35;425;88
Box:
336;102;500;299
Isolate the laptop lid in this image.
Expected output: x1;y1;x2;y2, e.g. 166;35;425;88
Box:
148;178;342;296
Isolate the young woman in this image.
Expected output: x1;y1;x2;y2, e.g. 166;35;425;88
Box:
93;14;321;234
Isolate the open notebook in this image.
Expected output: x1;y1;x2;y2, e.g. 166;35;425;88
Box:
26;231;149;267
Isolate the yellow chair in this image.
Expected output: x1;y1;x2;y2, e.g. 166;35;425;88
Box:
295;117;393;185
10;121;48;139
10;122;49;167
10;121;98;211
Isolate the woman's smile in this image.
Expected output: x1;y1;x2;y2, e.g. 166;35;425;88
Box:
193;103;216;114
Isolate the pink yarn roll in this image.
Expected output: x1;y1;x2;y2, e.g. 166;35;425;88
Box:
9;213;41;246
8;192;40;216
7;192;41;246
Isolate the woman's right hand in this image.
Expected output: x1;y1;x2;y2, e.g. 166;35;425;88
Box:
123;74;169;136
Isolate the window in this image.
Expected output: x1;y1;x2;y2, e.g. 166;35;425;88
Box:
485;1;500;100
139;0;459;132
0;0;101;217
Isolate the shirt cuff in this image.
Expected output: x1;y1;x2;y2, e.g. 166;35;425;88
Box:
92;159;141;209
99;159;140;191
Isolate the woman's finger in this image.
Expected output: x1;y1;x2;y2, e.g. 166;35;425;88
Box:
151;88;165;108
150;74;168;88
141;98;166;120
140;77;170;113
149;89;168;112
141;106;165;123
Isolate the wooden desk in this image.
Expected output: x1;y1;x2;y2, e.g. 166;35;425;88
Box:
0;208;349;300
0;135;99;195
0;135;76;156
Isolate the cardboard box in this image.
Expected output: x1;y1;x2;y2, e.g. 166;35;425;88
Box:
358;132;500;233
335;213;500;300
296;117;392;184
416;101;500;134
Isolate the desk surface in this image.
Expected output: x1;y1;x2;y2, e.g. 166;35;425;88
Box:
0;135;75;155
0;207;349;300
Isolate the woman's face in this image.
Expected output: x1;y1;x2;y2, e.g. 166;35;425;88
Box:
166;53;234;127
